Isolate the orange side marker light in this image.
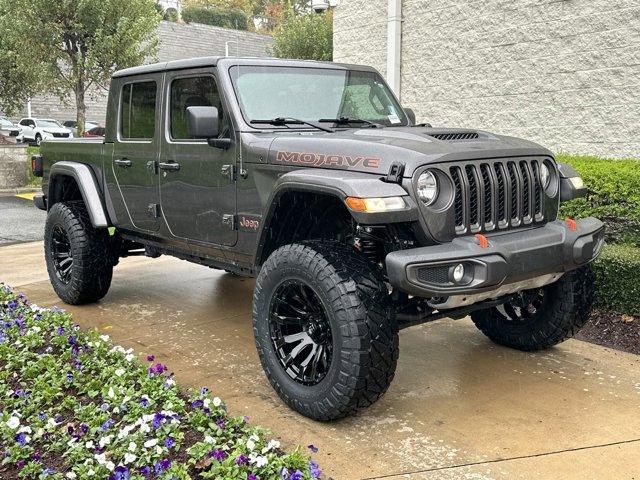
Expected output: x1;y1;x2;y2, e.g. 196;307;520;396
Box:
566;218;577;231
475;234;489;248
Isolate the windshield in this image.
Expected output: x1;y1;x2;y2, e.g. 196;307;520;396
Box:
229;66;408;127
38;120;63;128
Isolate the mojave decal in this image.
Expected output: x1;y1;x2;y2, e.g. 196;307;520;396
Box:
276;151;381;169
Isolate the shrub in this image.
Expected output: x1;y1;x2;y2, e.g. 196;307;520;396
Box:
271;11;332;61
0;286;321;479
163;8;180;22
592;244;640;316
557;153;640;245
182;6;248;30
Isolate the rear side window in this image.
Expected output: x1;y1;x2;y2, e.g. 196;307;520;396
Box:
169;76;223;140
120;81;157;139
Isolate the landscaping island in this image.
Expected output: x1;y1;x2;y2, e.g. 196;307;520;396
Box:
0;285;320;479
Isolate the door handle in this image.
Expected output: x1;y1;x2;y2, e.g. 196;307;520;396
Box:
114;158;132;167
158;161;180;172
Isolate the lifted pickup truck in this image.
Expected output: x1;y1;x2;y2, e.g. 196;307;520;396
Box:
33;57;604;421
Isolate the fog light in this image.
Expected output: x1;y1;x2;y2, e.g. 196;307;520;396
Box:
452;263;465;283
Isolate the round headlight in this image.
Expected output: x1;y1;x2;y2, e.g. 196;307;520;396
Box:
540;163;551;189
417;171;438;206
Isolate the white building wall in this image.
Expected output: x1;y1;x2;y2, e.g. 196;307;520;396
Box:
334;0;640;159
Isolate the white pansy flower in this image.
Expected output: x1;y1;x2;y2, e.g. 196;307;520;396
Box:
65;473;77;479
6;416;20;429
246;438;256;451
18;425;32;434
100;334;110;342
124;453;136;464
85;441;94;449
115;368;125;377
95;453;106;465
125;353;135;362
105;461;115;471
144;438;158;448
204;435;215;444
155;446;162;455
107;387;115;399
139;423;150;434
87;469;95;476
249;454;268;468
262;439;280;453
212;397;222;407
128;442;137;452
99;435;113;448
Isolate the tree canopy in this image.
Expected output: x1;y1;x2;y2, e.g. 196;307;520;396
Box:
271;9;333;61
0;0;160;133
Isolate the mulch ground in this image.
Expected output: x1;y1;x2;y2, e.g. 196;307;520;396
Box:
575;310;640;355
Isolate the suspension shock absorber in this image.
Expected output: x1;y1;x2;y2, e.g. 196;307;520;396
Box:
354;226;385;263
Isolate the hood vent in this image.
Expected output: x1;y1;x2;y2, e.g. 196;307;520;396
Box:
429;132;479;141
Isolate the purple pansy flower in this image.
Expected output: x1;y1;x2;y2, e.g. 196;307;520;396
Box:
15;433;27;446
290;471;303;480
164;437;175;449
248;473;258;480
309;460;321;479
210;449;227;461
146;354;155;362
110;466;130;480
280;467;289;480
154;459;171;474
235;454;249;465
307;444;318;453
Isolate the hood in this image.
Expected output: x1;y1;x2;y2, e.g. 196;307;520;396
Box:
266;126;553;177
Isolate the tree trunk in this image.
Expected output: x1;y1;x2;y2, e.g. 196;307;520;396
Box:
75;80;86;137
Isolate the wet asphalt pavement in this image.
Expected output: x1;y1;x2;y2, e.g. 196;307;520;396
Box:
0;194;46;245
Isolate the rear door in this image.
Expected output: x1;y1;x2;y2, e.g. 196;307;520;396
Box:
158;68;237;246
110;75;163;233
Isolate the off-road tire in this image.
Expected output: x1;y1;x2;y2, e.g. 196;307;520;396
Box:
44;201;114;305
471;265;595;351
253;241;398;421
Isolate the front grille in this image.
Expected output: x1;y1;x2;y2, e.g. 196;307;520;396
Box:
52;132;69;138
450;159;545;235
429;132;479;141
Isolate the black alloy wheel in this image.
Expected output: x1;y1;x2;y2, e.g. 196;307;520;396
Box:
269;279;332;386
50;224;73;284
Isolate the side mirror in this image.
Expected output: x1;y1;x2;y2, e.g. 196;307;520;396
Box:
404;107;416;125
187;106;219;139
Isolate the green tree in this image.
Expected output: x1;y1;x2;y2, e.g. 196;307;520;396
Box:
271;10;332;61
0;0;160;134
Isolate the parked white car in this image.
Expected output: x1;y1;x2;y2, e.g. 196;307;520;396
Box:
17;118;74;145
0;116;21;139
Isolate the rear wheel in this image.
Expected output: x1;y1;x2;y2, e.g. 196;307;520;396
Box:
35;133;42;146
253;241;398;421
471;265;595;351
44;201;114;305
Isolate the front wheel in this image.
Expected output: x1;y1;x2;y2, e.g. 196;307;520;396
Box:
253;241;399;421
44;201;114;305
471;265;595;351
34;133;42;146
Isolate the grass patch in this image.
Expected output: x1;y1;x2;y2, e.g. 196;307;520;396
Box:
25;146;41;188
0;286;321;480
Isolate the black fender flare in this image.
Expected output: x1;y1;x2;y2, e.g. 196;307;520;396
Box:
254;169;418;264
48;161;110;228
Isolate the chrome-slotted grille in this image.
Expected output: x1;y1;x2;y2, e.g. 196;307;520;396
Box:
450;159;545;235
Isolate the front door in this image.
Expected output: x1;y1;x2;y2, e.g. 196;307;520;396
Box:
159;69;236;246
110;75;163;233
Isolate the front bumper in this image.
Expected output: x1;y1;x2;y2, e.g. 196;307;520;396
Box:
386;218;605;306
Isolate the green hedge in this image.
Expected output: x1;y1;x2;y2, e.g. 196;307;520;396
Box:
557;153;640;245
593;244;640;316
181;6;248;30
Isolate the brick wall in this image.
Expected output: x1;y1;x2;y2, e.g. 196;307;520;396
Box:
3;21;273;125
333;0;640;159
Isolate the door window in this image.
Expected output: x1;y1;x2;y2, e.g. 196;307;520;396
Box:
169;76;224;140
120;81;157;140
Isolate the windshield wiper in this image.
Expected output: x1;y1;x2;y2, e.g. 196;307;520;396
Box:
250;117;333;133
318;117;383;128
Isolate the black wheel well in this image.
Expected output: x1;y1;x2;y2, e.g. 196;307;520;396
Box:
258;191;355;265
49;174;83;208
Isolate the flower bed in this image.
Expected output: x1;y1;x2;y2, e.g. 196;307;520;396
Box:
0;285;321;479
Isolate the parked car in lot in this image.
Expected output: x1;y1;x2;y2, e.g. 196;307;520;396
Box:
18;118;74;145
0;116;20;138
83;125;105;138
32;57;604;421
63;120;100;134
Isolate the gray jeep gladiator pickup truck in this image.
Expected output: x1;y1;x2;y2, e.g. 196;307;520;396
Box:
33;57;605;421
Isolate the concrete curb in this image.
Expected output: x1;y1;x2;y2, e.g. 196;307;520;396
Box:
0;187;41;196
